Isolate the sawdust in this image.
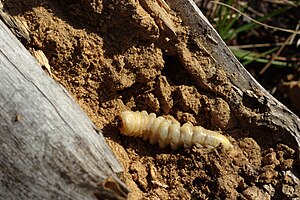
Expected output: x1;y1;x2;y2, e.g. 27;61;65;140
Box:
3;0;299;199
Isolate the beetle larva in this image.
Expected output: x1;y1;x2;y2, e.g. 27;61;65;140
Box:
117;110;233;150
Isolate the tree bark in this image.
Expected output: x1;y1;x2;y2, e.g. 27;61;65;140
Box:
168;0;300;160
0;19;129;200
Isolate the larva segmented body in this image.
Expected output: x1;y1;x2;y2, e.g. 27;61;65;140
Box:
117;110;233;150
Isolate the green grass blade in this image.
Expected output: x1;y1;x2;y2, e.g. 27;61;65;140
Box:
230;47;290;67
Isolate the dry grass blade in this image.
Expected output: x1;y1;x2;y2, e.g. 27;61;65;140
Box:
211;1;300;34
263;0;299;6
289;19;300;45
259;35;292;75
229;42;287;48
259;19;300;75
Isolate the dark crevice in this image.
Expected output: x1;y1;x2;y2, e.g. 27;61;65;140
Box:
162;55;194;86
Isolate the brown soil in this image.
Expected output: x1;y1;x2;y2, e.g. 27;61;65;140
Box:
3;0;299;199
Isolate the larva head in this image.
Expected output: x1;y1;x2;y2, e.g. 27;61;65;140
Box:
117;111;137;136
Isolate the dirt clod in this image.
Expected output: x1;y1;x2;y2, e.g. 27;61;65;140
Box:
243;186;270;200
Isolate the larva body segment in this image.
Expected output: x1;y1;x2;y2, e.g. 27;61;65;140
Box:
118;110;233;150
157;120;172;148
168;122;181;150
180;123;194;149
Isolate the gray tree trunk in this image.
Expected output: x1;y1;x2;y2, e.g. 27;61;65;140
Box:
0;19;128;200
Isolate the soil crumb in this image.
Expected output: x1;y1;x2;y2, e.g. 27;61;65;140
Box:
3;0;299;199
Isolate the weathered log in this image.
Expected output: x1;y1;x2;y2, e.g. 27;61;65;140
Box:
168;0;300;159
1;1;300;199
0;19;129;200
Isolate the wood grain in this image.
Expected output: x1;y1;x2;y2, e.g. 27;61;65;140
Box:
0;19;128;200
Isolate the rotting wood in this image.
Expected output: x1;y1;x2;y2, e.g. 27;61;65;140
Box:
0;2;30;43
0;19;129;200
164;0;300;160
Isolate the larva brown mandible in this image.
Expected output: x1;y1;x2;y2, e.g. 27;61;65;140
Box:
117;110;233;150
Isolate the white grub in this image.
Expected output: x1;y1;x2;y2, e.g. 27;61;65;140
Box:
117;110;233;150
